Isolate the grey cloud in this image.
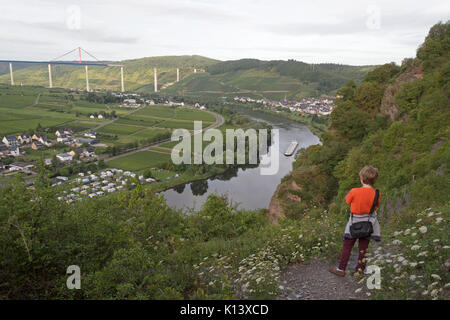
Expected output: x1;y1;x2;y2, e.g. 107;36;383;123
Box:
5;19;138;44
264;11;446;37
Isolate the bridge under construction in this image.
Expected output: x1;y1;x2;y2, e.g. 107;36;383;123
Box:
0;46;182;93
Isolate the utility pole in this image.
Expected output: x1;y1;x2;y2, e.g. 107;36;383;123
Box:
9;62;14;85
48;64;53;88
120;66;124;92
154;68;158;92
85;65;90;92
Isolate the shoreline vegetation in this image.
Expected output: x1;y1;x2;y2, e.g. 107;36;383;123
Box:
250;107;328;138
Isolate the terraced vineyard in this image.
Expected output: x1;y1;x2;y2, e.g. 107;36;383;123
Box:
0;85;123;136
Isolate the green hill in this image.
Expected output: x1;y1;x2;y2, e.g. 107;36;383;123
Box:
165;59;374;99
0;55;373;98
0;55;218;92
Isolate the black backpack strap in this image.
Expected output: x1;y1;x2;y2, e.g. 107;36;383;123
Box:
368;189;379;218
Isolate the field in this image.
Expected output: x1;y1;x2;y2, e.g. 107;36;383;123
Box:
97;105;215;145
0;84;219;177
107;150;172;171
0;85;114;136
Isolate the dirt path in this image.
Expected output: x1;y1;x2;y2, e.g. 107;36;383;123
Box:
277;243;378;300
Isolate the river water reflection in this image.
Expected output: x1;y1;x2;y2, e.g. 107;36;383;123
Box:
161;109;321;211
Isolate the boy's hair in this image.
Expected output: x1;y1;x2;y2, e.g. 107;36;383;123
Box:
359;166;379;185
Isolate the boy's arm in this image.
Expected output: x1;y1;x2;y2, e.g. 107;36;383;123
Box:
345;189;353;205
375;192;381;210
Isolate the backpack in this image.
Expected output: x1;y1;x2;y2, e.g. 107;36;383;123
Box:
349;189;379;239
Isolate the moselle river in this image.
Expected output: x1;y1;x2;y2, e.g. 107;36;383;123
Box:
161;109;321;211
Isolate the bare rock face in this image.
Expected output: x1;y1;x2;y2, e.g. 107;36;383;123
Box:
380;66;423;122
269;179;303;225
287;193;302;203
290;180;301;191
268;185;287;226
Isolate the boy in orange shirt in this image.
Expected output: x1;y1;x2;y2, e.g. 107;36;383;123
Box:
330;166;381;277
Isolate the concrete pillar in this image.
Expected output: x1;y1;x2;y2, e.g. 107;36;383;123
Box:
48;64;53;88
154;68;158;92
85;65;90;92
176;68;180;82
9;62;14;85
120;66;124;92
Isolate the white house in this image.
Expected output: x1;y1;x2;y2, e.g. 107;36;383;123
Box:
10;146;20;157
17;134;32;144
56;153;73;162
84;130;97;139
57;134;69;143
2;136;18;147
9;162;34;172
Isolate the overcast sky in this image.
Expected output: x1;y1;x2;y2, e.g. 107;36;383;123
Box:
1;0;449;65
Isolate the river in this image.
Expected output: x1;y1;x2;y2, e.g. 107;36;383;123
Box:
161;109;321;211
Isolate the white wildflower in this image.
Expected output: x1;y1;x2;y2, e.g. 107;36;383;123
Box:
411;245;421;250
417;251;428;257
431;274;441;281
419;226;427;234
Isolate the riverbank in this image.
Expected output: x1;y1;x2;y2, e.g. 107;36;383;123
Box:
252;108;328;138
229;104;328;138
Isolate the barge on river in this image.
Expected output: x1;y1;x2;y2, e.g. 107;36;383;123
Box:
284;140;299;156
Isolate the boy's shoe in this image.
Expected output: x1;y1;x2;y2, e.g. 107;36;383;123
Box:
329;266;345;277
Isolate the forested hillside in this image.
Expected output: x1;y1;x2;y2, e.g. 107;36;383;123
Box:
274;21;449;220
165;59;373;99
271;22;449;299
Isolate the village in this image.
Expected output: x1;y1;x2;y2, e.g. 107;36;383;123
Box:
232;96;335;115
0;127;99;175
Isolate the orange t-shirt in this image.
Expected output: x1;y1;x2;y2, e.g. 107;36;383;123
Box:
345;187;380;215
